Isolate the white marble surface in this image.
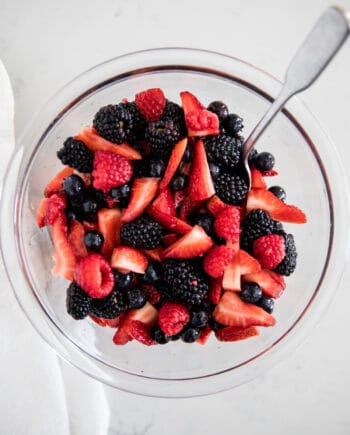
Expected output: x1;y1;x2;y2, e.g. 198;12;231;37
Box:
1;0;350;434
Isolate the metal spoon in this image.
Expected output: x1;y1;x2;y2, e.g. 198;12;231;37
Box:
242;6;350;189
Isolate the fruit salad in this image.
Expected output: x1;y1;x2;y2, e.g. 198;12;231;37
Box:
37;88;307;346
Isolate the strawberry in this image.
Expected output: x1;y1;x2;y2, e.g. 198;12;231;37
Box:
162;233;179;247
188;140;215;201
213;291;276;327
122;178;159;223
243;269;286;298
82;221;98;232
222;252;241;292
179;197;202;221
89;315;108;327
97;208;122;257
173;189;187;209
185;109;220;137
44;194;66;226
253;234;285;269
203;245;235;278
251;168;267;190
140;284;161;305
76;127;142;160
37;197;48;227
262;170;278;176
246;189;307;223
215;325;259;342
209;277;223;304
74;253;114;298
44;166;74;197
148;204;191;234
197;324;212;345
130;320;156;346
180;91;204;113
214;205;240;241
152;187;176;216
159;138;188;191
135;88;166;122
239;249;261;274
92;150;133;193
111;246;148;274
163;225;213;259
68;220;88;258
158;302;190;336
207;195;228;216
142;247;164;262
89;314;123;328
51;212;76;280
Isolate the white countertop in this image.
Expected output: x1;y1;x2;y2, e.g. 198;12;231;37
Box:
1;0;350;434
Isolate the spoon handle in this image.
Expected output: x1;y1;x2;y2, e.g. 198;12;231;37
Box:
243;6;349;166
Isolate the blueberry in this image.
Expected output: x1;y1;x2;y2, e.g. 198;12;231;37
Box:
83;230;104;252
110;184;130;200
82;198;99;221
240;282;263;304
142;262;162;284
181;327;201;343
170;173;188;191
150;325;170;344
149;159;166;178
257;295;275;313
207;101;229;122
182;144;193;163
190;310;209;328
113;270;133;290
126;288;147;309
191;213;214;235
268;185;286;202
170;332;182;341
208;162;221;180
208;318;225;332
62;174;85;197
254;152;275;172
223;113;244;135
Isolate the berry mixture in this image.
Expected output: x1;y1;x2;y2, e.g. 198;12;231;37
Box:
37;88;307;346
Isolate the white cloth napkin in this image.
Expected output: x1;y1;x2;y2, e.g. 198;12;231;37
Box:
0;59;110;435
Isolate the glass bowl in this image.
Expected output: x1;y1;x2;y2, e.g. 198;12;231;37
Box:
1;48;349;398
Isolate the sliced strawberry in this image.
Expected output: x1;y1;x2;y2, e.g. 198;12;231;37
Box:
111;246;148;274
185;109;220;137
76;127;142;160
262;170;278;176
180;91;204;113
215;325;259;342
243;269;286;298
142;247;164;262
44;194;66;226
163;225;213;259
251;168;267;190
188;140;215;201
89;315;107;327
98;208;122;257
68;220;88;258
89;314;123;328
222;252;241;292
213;291;276;327
37;197;48;227
122;177;159;223
135;88;166;122
239;249;261;274
82;221;98;232
207;195;228;216
162;233;179;247
148;204;192;234
246;189;307;223
179;197;202;221
197;324;212;345
159;138;188;191
51;213;76;280
44;166;74;197
173;189;187;209
130;320;156;346
152;187;176;216
209;277;223;305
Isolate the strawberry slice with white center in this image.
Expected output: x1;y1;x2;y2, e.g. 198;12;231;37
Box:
222;252;241;292
163;225;213;259
111;246;148;274
213;291;276;327
148;204;192;234
121;177;159;223
246;189;307;223
243;269;286;298
188;140;215;201
51;213;76;280
98;208;122;257
215;325;260;342
159;138;188;191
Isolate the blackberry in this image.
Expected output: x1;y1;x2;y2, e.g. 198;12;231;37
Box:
240;209;283;253
144;120;181;158
155;281;177;304
90;290;127;319
215;173;248;205
66;282;92;320
204;134;242;169
121;217;162;250
163;259;209;306
93;104;133;144
134;157;166;178
161;100;186;134
57;137;94;173
120;101;146;133
274;233;297;276
222;113;244;135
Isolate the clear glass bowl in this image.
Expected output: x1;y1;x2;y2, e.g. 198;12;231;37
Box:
1;48;349;398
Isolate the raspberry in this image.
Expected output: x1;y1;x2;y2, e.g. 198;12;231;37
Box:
92;150;133;193
57;137;94;172
253;234;285;269
93;104;133;144
203;245;235;278
74;253;114;298
130;320;155;346
66;282;92;320
135;88;166;122
158;302;190;336
214;206;241;241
